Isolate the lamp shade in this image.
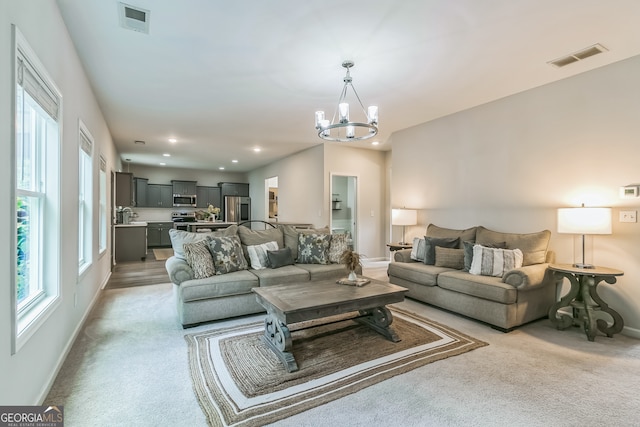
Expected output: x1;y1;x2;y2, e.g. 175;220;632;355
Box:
392;209;417;226
557;207;612;235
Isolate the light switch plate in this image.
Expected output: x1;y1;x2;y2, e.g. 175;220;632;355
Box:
619;210;637;223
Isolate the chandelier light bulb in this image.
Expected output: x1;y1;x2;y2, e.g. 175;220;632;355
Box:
315;111;325;128
346;125;355;138
338;103;349;123
367;105;378;125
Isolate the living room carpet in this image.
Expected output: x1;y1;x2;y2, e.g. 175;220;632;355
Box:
185;306;488;427
152;248;174;261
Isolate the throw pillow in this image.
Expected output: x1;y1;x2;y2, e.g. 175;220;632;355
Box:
169;225;238;260
434;247;465;269
410;237;427;262
267;247;295;269
183;240;216;279
423;237;460;265
328;233;349;264
297;233;331;264
462;240;507;272
237;225;284;263
475;226;550;266
247;241;279;270
426;224;477;248
469;245;523;277
207;235;248;275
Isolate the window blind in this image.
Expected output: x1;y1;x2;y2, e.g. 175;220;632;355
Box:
17;52;60;120
80;129;93;156
100;156;107;172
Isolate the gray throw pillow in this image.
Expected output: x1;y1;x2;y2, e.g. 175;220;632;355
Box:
423;237;460;265
462;240;507;272
267;247;294;269
297;233;331;264
207;235;248;275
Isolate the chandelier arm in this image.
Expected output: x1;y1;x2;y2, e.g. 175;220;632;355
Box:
349;84;369;117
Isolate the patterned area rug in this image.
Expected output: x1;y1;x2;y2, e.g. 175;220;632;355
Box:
185;307;488;426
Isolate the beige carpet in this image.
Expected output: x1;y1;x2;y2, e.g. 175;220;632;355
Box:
185;307;487;427
152;248;174;261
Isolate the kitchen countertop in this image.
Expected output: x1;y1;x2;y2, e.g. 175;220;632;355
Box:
114;221;147;228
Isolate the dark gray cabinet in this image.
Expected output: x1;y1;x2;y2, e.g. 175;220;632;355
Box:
147;184;173;208
219;182;249;197
114;226;147;262
196;186;221;208
134;177;148;207
172;180;197;195
147;222;173;247
115;172;134;207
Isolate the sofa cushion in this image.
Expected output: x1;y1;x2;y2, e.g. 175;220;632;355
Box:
169;225;238;260
462;240;507;272
469;245;523;277
246;241;279;270
328;233;349;263
252;264;310;286
437;270;518;304
267;247;295;269
208;235;248;275
387;262;452;287
475;226;550;266
423;237;460;265
178;270;259;302
426;224;477;249
183;240;216;279
297;233;331;264
237;226;284;263
296;263;354;281
434;247;464;270
410;237;427;262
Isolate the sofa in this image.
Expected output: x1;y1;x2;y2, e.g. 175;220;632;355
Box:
388;224;556;331
165;223;359;327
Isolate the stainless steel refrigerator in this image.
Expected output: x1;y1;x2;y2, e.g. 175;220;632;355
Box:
224;196;251;223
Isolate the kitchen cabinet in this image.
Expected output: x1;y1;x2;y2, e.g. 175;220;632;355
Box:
172;180;197;195
219;182;249;197
134;177;148;207
115;172;133;207
196;186;221;208
147;222;173;247
147;184;173;208
114;225;147;262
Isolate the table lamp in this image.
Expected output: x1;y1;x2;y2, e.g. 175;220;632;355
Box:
557;205;612;268
392;208;417;245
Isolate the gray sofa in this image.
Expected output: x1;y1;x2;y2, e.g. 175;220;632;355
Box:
388;224;556;331
165;224;358;327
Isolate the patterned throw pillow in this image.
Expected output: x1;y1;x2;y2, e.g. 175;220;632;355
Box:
207;235;248;275
297;233;331;264
410;237;427;262
328;233;349;264
246;241;279;270
183;240;216;279
469;245;523;277
434;247;465;269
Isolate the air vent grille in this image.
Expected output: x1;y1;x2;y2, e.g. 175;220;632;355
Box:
118;2;150;34
548;44;608;68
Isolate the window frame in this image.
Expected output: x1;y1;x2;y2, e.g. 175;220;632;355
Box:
78;120;94;275
99;156;107;255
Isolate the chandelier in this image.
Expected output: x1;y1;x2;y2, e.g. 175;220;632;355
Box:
314;61;378;142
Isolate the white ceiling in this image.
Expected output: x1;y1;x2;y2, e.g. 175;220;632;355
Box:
55;0;640;172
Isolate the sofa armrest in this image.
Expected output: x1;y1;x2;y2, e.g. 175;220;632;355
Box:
393;249;415;263
502;263;551;290
165;256;194;285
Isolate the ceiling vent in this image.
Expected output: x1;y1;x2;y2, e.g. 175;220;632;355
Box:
118;3;150;34
548;44;608;68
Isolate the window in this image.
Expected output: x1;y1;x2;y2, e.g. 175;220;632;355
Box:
13;26;61;352
99;156;107;254
78;122;93;273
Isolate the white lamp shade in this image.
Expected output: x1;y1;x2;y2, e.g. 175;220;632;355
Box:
392;209;417;226
557;207;612;235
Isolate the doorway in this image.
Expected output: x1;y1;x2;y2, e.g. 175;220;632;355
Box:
265;176;278;221
330;174;357;251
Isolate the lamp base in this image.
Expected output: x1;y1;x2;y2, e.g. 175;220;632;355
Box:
573;263;595;269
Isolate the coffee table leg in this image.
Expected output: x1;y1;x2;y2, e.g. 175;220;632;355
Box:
356;306;401;342
262;315;298;372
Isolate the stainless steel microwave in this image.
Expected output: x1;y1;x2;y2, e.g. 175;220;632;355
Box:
173;194;196;207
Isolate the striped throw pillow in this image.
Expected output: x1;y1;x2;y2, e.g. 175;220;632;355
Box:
469;245;523;277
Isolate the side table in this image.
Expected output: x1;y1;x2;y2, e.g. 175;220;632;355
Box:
548;263;624;341
386;243;413;252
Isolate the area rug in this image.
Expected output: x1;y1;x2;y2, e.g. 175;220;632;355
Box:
185;307;488;426
152;248;174;261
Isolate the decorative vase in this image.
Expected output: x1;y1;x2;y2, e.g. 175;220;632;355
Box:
348;270;358;281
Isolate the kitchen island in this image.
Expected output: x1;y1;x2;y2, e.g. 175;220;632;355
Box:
186;221;236;232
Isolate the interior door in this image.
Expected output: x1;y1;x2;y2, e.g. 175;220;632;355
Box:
330;174;357;251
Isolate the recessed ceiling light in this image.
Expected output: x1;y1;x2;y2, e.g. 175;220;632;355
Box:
134;140;146;145
232;159;238;163
168;138;177;143
371;141;379;146
219;166;225;170
159;162;166;166
253;148;261;152
163;153;170;157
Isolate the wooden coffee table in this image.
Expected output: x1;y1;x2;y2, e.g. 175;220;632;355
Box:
252;278;408;372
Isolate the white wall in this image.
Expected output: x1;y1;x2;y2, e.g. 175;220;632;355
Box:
0;2;120;404
391;55;640;336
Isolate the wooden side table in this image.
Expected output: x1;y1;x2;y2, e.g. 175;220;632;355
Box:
386;243;413;252
548;263;624;341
